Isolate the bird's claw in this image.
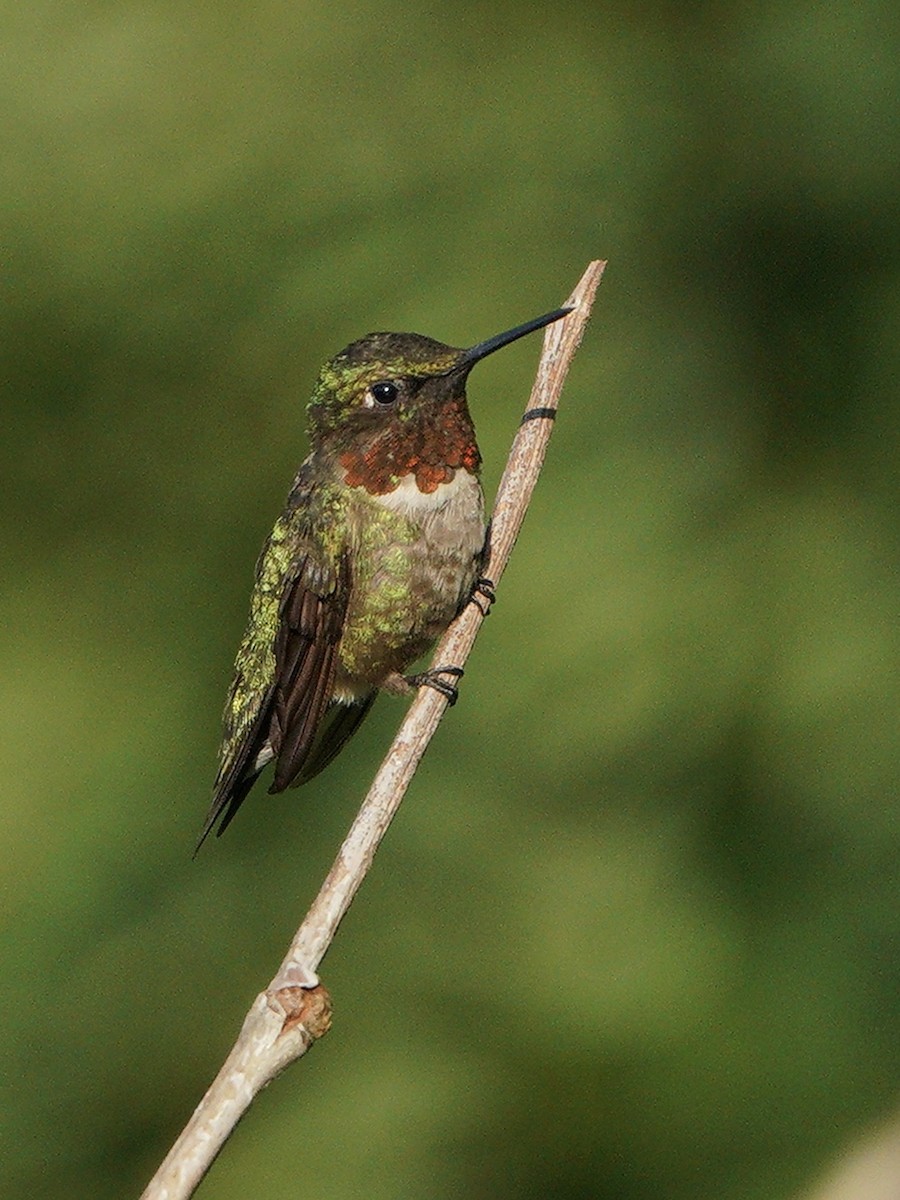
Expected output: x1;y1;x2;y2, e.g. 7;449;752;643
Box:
406;666;464;706
470;576;496;616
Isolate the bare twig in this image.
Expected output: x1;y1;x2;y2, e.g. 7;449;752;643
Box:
794;1107;900;1200
140;260;606;1200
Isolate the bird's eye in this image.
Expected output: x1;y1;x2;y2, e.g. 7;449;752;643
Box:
365;380;399;408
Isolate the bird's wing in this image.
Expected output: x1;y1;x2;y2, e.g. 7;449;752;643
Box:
197;469;350;847
268;553;349;792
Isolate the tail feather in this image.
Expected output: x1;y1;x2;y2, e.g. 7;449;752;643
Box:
291;695;376;788
194;765;263;854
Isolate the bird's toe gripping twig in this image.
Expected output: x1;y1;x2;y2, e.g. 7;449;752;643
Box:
405;665;465;706
469;576;496;616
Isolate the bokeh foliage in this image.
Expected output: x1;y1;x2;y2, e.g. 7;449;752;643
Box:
2;2;898;1198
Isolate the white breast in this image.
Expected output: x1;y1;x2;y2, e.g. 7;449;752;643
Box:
369;469;485;553
367;469;476;516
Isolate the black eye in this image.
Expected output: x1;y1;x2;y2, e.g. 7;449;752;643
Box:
369;380;398;406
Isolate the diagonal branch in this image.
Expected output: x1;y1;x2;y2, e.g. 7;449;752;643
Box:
139;259;606;1200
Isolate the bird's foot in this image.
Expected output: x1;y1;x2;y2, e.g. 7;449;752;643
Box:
469;576;496;616
406;665;464;706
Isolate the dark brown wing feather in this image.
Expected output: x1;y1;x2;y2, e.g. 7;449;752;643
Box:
196;550;350;849
269;561;348;792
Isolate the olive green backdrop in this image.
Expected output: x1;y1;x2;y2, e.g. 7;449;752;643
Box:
2;3;898;1198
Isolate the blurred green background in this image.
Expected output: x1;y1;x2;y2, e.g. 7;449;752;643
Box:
2;2;898;1198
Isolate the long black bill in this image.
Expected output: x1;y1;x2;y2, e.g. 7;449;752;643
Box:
461;306;572;367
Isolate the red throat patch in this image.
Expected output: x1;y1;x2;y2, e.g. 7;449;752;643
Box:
339;397;481;495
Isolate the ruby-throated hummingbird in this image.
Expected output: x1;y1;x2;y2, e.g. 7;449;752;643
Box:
198;304;571;846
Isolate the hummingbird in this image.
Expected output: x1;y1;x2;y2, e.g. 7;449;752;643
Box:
198;304;571;847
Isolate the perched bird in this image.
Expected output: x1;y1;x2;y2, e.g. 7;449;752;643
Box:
198;305;570;846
